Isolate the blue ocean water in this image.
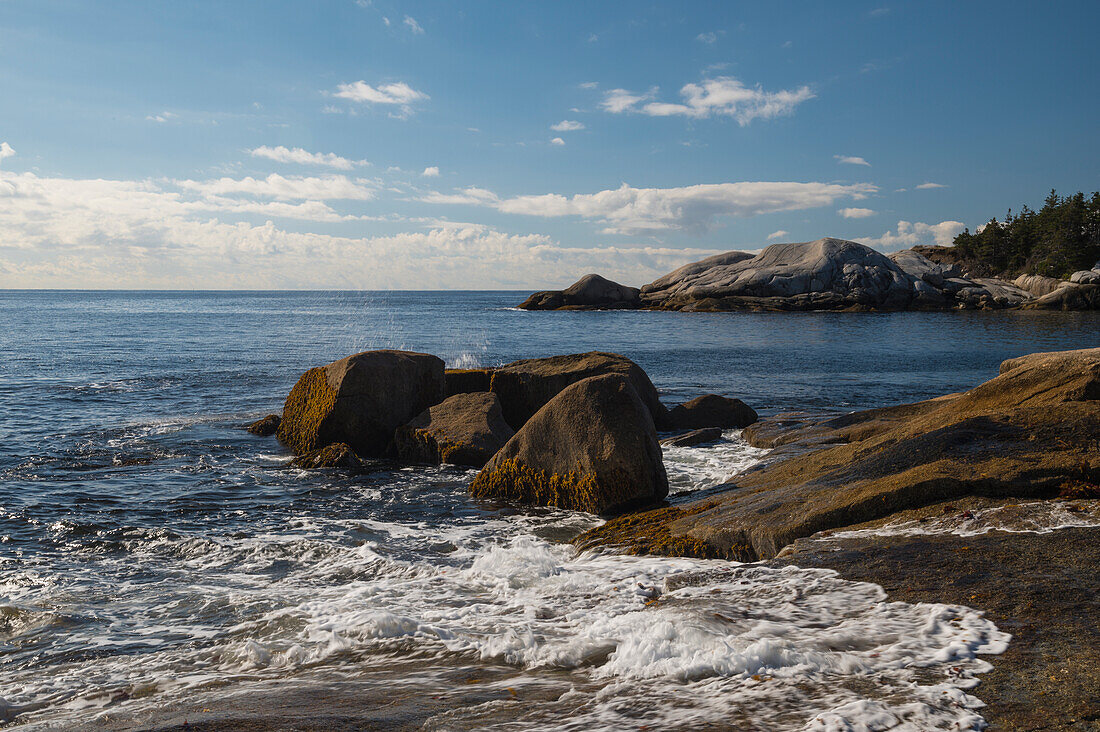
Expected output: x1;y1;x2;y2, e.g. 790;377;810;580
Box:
0;290;1096;730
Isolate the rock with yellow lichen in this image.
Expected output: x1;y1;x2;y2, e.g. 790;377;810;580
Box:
277;349;444;457
470;373;668;515
394;392;514;468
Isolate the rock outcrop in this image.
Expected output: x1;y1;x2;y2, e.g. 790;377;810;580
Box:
394;392;514;468
470;374;668;514
488;351;667;429
1026;283;1100;310
660;427;723;447
666;394;757;430
518;238;1100;311
247;414;281;436
519;274;641;311
290;442;365;470
277;350;445;457
579;347;1100;560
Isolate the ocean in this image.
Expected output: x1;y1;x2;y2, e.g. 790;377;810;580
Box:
2;290;1098;730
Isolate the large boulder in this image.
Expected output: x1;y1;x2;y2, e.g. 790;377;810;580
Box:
580;347;1100;560
1014;274;1071;297
1026;283;1100;310
954;278;1034;309
444;368;494;398
277;350;445;457
489;351;667;429
470;374;669;514
666;394;757;429
519;274;641;310
889;249;960;288
394;392;514;468
1070;270;1100;285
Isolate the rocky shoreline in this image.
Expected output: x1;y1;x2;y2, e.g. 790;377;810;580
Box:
518;238;1100;312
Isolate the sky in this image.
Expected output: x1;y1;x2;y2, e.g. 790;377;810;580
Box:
0;1;1097;289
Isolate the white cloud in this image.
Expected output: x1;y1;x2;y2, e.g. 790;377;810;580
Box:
838;207;876;218
332;81;428;116
767;229;789;240
855;220;966;252
551;120;585;132
146;111;177;123
550;137;566;146
579;81;599;90
600;88;655;114
835;155;871;166
696;32;718;44
175;173;375;201
0;170;716;289
250;145;365;170
602;76;814;125
423;180;876;235
916;182;947;189
421;166;440;177
403;15;423;34
0;142;14;162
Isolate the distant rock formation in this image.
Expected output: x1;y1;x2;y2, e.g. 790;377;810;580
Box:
517;237;1100;311
519;274;640;310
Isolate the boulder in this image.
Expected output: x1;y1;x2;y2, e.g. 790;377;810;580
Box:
889;249;959;288
1070;270;1100;285
394;392;514;468
489;351;667;429
470;374;669;514
579;347;1100;560
954;278;1034;309
247;414;281;436
1014;274;1071;297
277;350;444;457
661;427;723;447
444;368;494;398
1026;283;1100;310
290;442;365;470
667;395;757;430
519;274;641;310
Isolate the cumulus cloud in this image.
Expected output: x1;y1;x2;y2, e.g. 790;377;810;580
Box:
551;120;585;132
421;166;440;177
332;80;428;116
855;220;966;251
0;170;716;289
550;137;566;146
422;180;876;235
601;76;814;125
250;145;365;170
835;155;870;166
916;182;947;189
838;207;876;218
175;173;375;201
767;229;789;240
0;142;14;162
696;32;718;44
403;15;424;34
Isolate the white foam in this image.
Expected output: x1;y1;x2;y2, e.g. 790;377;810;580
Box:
661;429;769;494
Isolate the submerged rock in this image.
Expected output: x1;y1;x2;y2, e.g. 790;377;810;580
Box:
489;351;667;429
666;395;757;430
580;347;1100;560
290;442;365;470
277;350;444;457
247;414;281;436
660;427;723;447
394;392;514;468
470;374;668;514
519;274;641;310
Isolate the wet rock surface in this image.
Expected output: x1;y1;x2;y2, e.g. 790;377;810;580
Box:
660;427;723;447
775;523;1100;731
666;394;757;430
246;414;281;436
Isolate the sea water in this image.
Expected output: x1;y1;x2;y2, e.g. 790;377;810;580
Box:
1;290;1097;730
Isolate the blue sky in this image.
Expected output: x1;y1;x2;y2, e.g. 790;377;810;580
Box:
1;0;1096;288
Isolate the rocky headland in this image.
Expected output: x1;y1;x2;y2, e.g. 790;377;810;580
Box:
519;237;1100;312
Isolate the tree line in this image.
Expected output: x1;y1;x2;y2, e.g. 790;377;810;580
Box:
951;190;1100;278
